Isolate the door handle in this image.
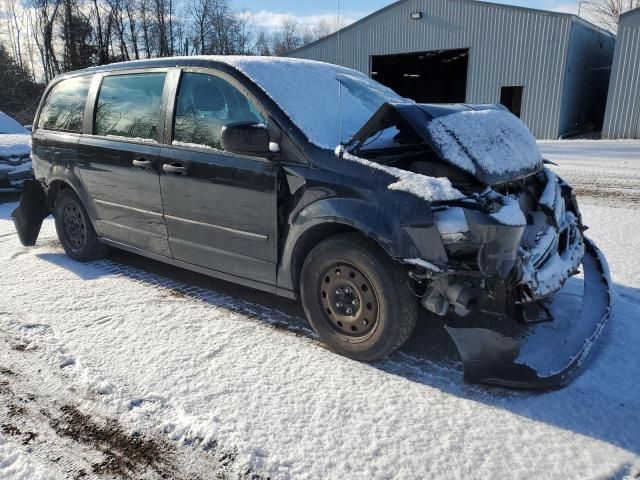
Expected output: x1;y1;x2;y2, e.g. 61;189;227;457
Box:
132;158;153;169
163;163;186;175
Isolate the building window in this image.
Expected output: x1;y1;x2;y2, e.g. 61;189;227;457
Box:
500;86;524;118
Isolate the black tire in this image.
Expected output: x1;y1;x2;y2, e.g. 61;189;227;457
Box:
300;232;418;361
54;189;109;261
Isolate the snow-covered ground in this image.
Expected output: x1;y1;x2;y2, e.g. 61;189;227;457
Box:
539;140;640;207
0;140;639;479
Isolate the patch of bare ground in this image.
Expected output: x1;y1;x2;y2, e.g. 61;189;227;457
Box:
47;404;175;478
0;326;270;479
573;186;640;207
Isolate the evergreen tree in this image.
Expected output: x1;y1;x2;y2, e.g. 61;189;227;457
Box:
0;43;44;121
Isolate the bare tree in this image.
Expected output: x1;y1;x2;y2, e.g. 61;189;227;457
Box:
272;18;301;55
30;0;62;81
235;9;253;54
3;0;24;69
152;0;170;56
189;0;212;54
125;0;140;59
585;0;640;30
137;0;152;57
208;0;236;54
254;28;270;56
4;0;354;85
91;0;108;63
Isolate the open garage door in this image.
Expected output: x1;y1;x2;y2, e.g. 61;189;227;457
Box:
371;49;469;103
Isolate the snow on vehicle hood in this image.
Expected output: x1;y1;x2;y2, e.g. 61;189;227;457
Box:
0;111;29;135
426;108;543;182
223;57;406;149
0;133;31;158
348;102;544;186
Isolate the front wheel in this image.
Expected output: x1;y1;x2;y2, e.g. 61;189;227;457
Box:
300;233;418;361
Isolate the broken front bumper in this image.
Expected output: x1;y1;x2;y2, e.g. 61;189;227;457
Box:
446;237;612;390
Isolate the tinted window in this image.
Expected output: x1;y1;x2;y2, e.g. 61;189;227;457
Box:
38;76;92;133
174;73;265;150
95;73;166;141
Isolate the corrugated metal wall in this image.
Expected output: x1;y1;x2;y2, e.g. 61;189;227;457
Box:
603;8;640;139
286;0;584;139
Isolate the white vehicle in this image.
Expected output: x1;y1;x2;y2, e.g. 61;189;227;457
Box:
0;111;32;192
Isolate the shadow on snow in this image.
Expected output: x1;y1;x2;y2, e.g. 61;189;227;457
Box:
32;247;640;459
1;199;637;460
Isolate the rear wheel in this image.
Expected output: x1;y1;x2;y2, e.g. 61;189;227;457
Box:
300;233;418;361
54;189;109;261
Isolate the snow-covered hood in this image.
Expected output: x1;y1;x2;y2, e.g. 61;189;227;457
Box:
0;133;31;160
348;102;544;186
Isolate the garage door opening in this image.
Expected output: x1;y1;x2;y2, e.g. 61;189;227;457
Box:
371;49;469;103
500;86;524;118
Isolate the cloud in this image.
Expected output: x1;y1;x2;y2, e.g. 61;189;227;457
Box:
248;9;368;32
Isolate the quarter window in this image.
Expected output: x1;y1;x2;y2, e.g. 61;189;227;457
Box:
95;73;166;141
174;72;265;150
38;76;92;133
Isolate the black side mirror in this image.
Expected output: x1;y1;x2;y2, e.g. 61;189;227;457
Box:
221;122;275;158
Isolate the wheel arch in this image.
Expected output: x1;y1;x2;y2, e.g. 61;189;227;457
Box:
46;174;99;230
278;194;447;294
282;216;402;295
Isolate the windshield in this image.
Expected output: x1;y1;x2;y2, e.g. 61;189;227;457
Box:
226;57;406;149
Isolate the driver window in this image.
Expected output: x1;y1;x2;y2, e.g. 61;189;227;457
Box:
173;72;265;150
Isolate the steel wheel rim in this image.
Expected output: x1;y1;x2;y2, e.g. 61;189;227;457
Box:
63;202;87;251
318;262;380;338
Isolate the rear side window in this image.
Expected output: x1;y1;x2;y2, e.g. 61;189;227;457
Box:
95;73;166;141
38;76;92;133
174;72;265;150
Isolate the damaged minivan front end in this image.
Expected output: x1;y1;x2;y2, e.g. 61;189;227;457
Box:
343;102;612;389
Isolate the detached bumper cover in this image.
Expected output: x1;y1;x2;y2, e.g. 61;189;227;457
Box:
446;236;612;390
11;179;50;246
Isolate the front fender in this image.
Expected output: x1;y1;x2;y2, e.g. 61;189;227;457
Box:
277;195;447;291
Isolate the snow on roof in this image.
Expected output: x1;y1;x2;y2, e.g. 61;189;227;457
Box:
221;56;406;149
0;111;28;135
427;109;543;178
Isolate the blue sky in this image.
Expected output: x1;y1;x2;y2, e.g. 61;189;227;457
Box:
231;0;583;30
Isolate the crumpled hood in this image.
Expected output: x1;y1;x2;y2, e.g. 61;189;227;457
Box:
347;102;544;186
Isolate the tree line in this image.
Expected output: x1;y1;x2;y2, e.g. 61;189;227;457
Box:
1;0;342;85
0;42;44;119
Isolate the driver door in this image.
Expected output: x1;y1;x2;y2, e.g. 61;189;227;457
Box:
158;70;278;284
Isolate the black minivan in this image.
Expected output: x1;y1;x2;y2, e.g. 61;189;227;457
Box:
14;56;611;388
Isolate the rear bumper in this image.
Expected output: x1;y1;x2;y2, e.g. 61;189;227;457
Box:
446;237;612;390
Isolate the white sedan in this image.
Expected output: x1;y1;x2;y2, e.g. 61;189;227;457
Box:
0;111;32;192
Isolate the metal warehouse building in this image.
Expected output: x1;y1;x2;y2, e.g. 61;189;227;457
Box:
603;7;640;139
284;0;615;139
